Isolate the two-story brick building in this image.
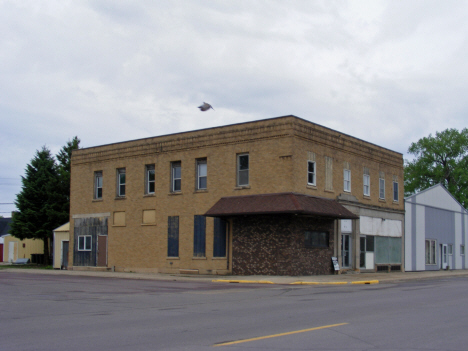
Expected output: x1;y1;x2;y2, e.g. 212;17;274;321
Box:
69;115;404;275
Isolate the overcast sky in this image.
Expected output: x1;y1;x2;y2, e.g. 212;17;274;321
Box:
2;1;468;216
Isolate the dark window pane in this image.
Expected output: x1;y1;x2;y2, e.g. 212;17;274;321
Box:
366;236;374;252
174;179;181;191
213;218;227;257
85;237;91;251
193;215;206;257
239;155;249;170
168;216;179;257
308;162;315;172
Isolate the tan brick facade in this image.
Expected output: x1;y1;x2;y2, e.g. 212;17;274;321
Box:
69;116;404;274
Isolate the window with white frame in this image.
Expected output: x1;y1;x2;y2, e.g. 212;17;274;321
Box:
344;169;351;192
425;239;436;264
171;162;181;192
196;159;207;190
78;236;92;251
363;174;370;196
117;168;126;197
448;244;453;255
94;171;103;199
307;161;316;186
461;245;465;256
379;177;385;199
237;153;249;186
145;164;155;194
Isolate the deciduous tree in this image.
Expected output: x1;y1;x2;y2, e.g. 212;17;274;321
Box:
404;128;468;208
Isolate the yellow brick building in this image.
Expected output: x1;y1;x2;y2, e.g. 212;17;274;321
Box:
69;116;404;275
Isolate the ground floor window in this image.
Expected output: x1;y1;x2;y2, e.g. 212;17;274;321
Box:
425;239;436;265
305;231;329;248
78;236;92;251
168;216;179;257
461;245;465;256
213;218;227;257
193;215;206;257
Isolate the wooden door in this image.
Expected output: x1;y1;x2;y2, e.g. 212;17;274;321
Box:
97;236;107;267
62;241;69;269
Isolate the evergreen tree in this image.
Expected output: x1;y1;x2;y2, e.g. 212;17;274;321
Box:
55;136;80;224
11;146;70;265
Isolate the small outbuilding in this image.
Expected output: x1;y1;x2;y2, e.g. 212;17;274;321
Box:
405;184;468;271
53;222;70;269
2;234;44;263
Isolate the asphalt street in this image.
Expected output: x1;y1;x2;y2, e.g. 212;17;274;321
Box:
1;270;468;350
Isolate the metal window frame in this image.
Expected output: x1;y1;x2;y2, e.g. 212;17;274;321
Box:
117;168;126;197
94;171;103;199
237;153;249;187
307;160;316;186
196;159;207;190
145;164;155;194
171;161;182;192
363;174;370;196
379;178;385;199
343;169;351;192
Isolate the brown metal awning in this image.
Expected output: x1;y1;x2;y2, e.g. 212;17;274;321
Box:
205;192;359;219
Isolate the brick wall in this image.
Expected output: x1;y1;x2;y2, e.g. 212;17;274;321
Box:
232;215;335;276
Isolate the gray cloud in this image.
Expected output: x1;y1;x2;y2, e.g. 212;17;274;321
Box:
2;0;468;215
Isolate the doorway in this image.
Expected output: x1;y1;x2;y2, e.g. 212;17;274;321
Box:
97;235;107;267
441;244;448;270
342;234;351;268
61;241;69;269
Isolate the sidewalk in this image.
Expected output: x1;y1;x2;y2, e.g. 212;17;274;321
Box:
2;266;468;285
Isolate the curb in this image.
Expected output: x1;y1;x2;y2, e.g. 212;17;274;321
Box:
350;280;379;285
212;279;275;284
212;279;379;285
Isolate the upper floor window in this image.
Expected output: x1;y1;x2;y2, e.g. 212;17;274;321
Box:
307;161;316;186
196;159;207;190
379;175;385;199
393;181;399;202
94;171;103;199
363;174;370;196
237;154;249;186
171;161;181;192
117;168;126;197
343;169;351;192
146;164;155;194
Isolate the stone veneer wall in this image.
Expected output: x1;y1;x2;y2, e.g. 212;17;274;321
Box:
232;215;335;276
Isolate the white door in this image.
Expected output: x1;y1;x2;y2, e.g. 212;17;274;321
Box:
441;244;448;270
8;242;17;262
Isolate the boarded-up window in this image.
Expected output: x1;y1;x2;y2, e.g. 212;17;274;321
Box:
142;210;156;224
213;218;227;257
168;216;179;257
113;211;126;226
325;156;333;191
304;231;329;248
193;215;206;257
375;236;401;264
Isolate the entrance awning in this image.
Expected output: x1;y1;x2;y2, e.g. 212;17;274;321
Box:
205;192;359;219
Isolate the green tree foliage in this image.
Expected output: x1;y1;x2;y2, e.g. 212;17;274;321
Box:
405;128;468;208
56;136;80;223
10;138;80;264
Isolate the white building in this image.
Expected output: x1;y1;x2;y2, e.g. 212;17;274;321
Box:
405;184;468;271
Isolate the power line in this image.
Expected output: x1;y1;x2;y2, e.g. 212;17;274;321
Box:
0;203;14;205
